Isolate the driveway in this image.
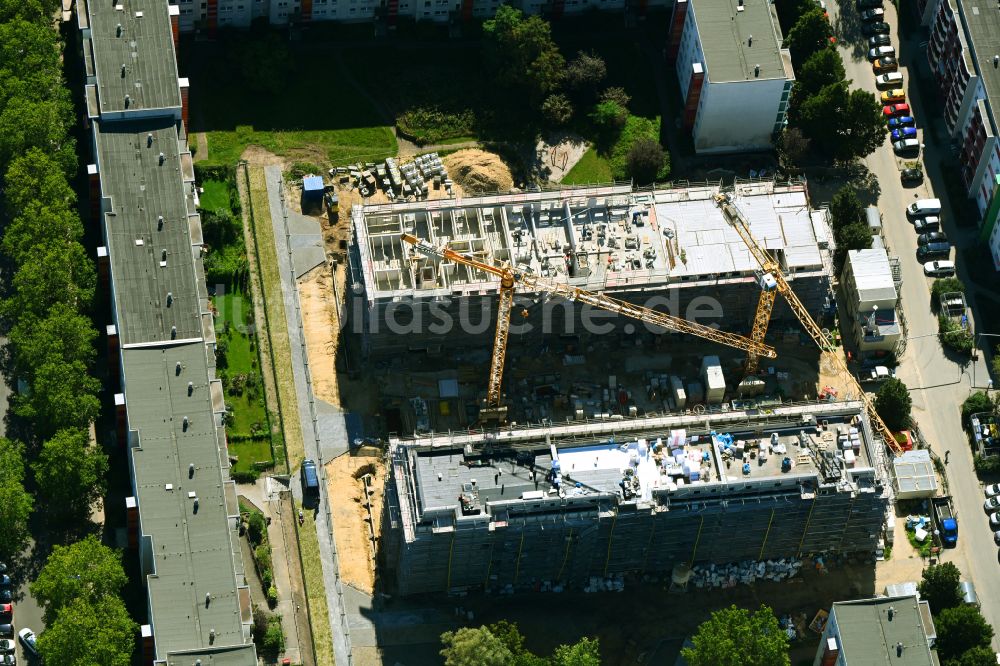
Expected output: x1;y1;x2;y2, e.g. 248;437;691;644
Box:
828;0;998;644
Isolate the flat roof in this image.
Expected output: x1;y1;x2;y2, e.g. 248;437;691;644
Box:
847;249;897;303
164;645;259;666
958;0;1000;134
84;0;181;114
355;181;826;300
831;595;935;666
405;402;875;522
95;118;204;345
690;0;790;83
125;343;248;656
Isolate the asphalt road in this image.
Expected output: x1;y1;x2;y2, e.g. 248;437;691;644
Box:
828;0;999;644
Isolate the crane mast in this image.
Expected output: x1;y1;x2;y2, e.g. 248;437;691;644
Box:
715;194;902;453
402;233;777;419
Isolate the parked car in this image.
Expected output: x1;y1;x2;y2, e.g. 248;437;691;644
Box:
0;639;11;654
0;604;10;619
883;103;911;116
923;260;955;276
917;242;951;260
869;45;896;61
876;72;904;88
863;21;891;35
0;566;5;575
986;483;1000;498
861;7;885;19
17;629;35;657
985;497;1000;513
918;231;948;245
857;0;883;8
0;628;10;640
0;654;15;666
913;216;941;231
893;138;920;155
891;127;918;141
0;593;9;605
881;89;906;104
873;56;898;72
901;167;924;184
909;198;943;216
0;577;9;588
868;34;892;48
888;115;915;128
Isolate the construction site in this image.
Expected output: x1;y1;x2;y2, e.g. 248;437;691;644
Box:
302;171;905;601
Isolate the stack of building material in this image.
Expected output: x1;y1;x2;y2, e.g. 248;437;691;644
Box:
701;356;726;404
689;558;802;589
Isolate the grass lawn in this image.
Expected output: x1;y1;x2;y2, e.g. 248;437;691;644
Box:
247;165;302;468
199;179;231;212
561;147;613;185
229;437;273;474
296;498;334;666
183;35;397;167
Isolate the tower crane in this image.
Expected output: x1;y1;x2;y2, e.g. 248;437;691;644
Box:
714;193;903;454
401;233;777;421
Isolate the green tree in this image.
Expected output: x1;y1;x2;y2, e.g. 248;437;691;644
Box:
37;596;136;666
795;48;845;98
626;138;667;185
951;646;1000;666
551;637;601;666
599;86;631;110
785;8;833;65
936;606;994;662
483;6;565;103
681;604;790;666
13;358;101;436
541;93;574;126
7;303;97;381
2;146;74;215
776;127;811;168
0;0;62;24
2;203;85;266
31;535;129;624
874;378;912;431
2;240;95;321
0;20;64;106
590;100;629;147
833;222;873;270
940;315;975;355
0;94;76;177
792;82;886;161
0;437;33;559
33;428;109;519
963;391;996;424
828;185;864;232
774;0;816;33
610;116;669;182
440;626;513;666
565;51;607;97
918;563;962;614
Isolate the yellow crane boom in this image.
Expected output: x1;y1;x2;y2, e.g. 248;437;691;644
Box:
402;233;777;412
715;194;902;453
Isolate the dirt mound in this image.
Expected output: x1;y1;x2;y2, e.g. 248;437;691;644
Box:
442;149;513;194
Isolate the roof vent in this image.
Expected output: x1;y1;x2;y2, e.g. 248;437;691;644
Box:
166;291;173;306
754;64;760;77
157;215;164;230
748;34;753;47
116;22;122;36
205;592;211;607
737;0;744;11
209;629;216;644
121;63;126;77
888;606;895;621
183;415;190;431
192;497;199;512
189;463;195;478
994;54;999;68
170;325;177;339
124;94;131;108
188;381;194;395
158;152;165;165
161;248;168;261
147;133;153;147
175;361;182;375
896;642;903;657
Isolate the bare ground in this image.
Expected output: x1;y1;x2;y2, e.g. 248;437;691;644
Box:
299;265;342;408
325;448;387;594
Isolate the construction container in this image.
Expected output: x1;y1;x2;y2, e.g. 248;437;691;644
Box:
700;356;726;404
669;376;686;409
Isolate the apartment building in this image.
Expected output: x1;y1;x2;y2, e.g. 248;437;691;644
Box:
917;0;1000;268
813;595;937;666
667;0;795;154
840;248;903;355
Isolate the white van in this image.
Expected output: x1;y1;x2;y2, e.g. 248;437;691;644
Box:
893;138;920;154
913;215;940;232
907;198;942;217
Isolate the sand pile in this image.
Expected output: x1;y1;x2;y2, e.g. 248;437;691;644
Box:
442;149;514;194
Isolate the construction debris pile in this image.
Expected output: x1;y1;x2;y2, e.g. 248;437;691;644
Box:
330;152;452;201
442;149;514;194
689;558;803;589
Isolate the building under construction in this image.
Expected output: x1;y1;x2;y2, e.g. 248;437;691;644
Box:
383;400;889;596
349;180;835;357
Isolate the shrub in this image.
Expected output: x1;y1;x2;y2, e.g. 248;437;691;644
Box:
541;93;573;126
599;87;631;110
962;391;996;425
396;106;476;145
626;138;666;185
974;454;1000;475
231;468;260;484
246;510;266;546
255;543;272;571
263;620;284;654
939;315;974;354
609;116;669;182
266;585;279;608
589;100;628;134
931;277;965;312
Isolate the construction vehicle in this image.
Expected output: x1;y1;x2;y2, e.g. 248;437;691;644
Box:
401;233;777;422
932;496;958;547
715;193;903;454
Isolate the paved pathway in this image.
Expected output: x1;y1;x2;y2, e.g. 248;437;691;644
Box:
264;165;355;665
